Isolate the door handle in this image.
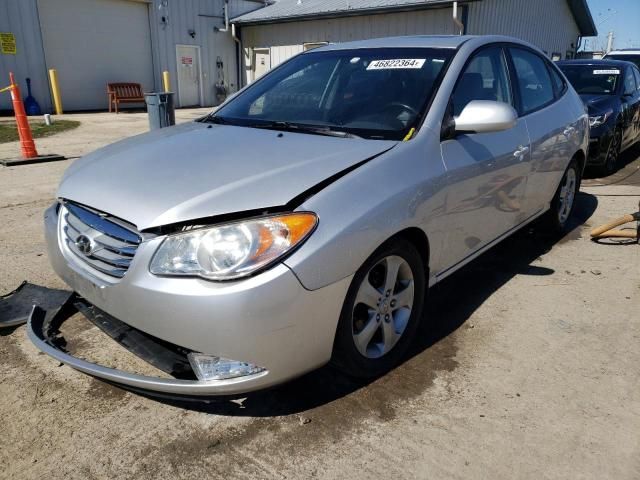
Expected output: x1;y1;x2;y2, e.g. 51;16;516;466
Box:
513;145;529;159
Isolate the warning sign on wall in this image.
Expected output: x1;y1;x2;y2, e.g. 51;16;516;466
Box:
181;56;193;65
0;32;16;54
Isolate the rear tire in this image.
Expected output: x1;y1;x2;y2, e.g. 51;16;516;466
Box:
543;158;580;233
331;238;426;378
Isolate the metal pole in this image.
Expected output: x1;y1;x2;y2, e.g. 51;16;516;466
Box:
162;71;171;92
606;31;615;53
452;2;464;35
48;69;63;115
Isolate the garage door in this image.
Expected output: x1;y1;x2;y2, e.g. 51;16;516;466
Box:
38;0;154;111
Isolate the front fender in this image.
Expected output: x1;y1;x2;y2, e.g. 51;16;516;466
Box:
285;131;448;291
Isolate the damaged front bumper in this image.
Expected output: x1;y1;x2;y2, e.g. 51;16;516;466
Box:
27;296;272;397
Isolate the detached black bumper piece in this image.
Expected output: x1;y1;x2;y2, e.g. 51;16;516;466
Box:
0;282;71;328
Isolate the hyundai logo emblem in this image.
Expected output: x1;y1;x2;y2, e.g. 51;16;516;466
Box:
75;234;94;255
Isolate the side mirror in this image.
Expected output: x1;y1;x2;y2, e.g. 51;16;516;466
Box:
454;100;518;134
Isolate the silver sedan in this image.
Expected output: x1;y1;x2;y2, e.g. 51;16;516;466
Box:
30;35;589;396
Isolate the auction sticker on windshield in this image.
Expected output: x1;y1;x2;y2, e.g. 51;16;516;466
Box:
594;69;620;75
367;59;426;70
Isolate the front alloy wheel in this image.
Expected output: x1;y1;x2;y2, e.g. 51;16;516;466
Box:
352;255;415;358
332;238;426;378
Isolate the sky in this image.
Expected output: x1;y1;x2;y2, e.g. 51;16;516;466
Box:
583;0;640;51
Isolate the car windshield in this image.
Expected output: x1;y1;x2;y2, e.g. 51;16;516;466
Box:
559;65;621;95
210;48;453;140
605;54;640;70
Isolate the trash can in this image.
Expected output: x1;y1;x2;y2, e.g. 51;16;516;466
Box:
144;92;175;130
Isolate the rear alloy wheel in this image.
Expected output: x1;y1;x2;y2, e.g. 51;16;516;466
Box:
544;159;580;233
602;128;622;176
331;238;425;378
557;166;578;225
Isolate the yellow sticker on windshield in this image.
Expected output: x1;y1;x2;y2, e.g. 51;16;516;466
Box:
367;59;426;70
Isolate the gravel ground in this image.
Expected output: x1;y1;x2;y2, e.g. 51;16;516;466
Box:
0;117;639;479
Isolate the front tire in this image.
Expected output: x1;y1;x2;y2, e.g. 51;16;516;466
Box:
600;128;622;176
331;238;426;378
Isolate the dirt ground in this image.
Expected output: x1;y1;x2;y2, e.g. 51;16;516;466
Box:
0;114;639;479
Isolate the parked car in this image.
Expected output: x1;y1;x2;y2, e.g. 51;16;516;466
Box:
604;49;640;70
558;59;640;174
30;35;588;397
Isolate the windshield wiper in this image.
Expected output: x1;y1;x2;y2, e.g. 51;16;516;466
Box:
249;121;360;139
202;117;360;138
200;115;230;125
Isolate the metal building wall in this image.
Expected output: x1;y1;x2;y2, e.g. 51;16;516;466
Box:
0;0;263;112
466;0;580;58
0;0;582;111
0;0;51;113
239;0;582;84
148;0;262;106
241;7;457;83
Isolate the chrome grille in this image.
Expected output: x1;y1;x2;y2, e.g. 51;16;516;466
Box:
60;202;142;278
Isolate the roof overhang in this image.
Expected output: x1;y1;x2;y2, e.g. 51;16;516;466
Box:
567;0;597;37
232;0;597;38
231;0;477;26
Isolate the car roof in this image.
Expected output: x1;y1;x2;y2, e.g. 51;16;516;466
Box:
556;59;634;70
606;50;640;55
312;35;534;52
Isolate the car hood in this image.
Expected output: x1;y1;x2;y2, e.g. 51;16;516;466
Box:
58;122;396;230
579;94;617;114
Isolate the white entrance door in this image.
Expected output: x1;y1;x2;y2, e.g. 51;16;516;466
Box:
176;45;201;107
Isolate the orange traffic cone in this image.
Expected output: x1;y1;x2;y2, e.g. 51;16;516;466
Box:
0;73;64;166
9;72;39;159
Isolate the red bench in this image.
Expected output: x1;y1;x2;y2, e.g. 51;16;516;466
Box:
107;83;145;113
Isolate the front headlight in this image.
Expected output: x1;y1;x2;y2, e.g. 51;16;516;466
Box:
589;109;614;128
150;213;317;280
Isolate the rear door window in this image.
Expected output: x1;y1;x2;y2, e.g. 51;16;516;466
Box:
548;64;566;98
509;48;555;115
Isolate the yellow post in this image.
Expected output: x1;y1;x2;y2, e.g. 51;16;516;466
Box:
162;70;171;92
48;69;63;115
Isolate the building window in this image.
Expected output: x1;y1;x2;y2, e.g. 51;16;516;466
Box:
303;42;328;51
